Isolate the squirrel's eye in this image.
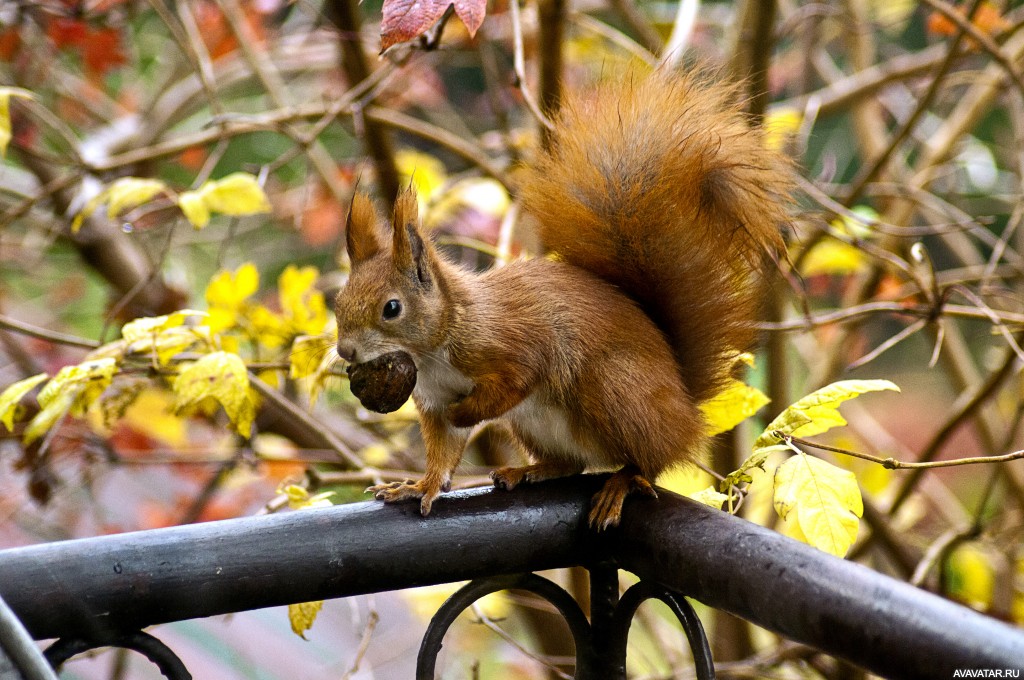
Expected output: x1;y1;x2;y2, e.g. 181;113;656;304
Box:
382;299;402;320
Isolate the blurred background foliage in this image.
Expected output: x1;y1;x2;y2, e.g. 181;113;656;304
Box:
1;0;1023;678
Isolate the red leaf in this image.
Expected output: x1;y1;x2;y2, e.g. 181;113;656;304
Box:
453;0;486;37
380;0;450;51
83;26;127;77
46;17;88;49
0;28;22;61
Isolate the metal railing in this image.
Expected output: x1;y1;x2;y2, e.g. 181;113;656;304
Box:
1;475;1023;679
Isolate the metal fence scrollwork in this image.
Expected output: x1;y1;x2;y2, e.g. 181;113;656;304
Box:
44;631;192;680
416;568;715;679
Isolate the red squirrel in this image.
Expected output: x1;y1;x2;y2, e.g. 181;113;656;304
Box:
334;70;792;528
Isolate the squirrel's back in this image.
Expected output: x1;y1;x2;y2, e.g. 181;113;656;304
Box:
518;69;792;404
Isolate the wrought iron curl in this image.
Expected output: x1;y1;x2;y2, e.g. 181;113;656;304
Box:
416;570;715;679
609;580;715;680
417;572;595;679
44;630;192;680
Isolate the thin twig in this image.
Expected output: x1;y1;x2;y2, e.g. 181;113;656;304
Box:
0;313;99;350
248;373;365;469
509;0;554;131
779;432;1024;470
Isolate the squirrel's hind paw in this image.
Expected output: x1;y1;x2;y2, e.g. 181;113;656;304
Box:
490;461;585;490
588;468;658;530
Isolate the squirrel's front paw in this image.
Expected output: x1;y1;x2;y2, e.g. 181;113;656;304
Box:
446;401;480;429
365;479;441;515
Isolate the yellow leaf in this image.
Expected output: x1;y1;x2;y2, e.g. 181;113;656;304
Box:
688;485;731;510
249;304;288;349
72;177;167;234
104;178;167;219
38;358;119;416
123;312;210;365
24;391;76;445
396;149;447;202
121;310;207;342
279;265;328;336
0;373;47;431
24;358;119;442
71;193;103;234
701;379;770;436
0;87;34;158
946;544;995;611
110;387;184;443
658;466;713;497
95;379;146;432
764;108;802;151
178;190;210;229
280;483;334;510
754;379;900;449
720;444;789;490
774;452;863;557
198;172;272;216
206;263;259;308
288;600;324;640
831;205;879;240
289;334;335;380
206;264;259;333
173;351;255;438
360;443;391;467
800;239;870;277
129;328;204;365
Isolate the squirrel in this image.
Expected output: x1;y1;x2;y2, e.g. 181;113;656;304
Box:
334;69;792;529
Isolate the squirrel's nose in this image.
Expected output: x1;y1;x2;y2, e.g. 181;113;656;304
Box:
336;340;357;363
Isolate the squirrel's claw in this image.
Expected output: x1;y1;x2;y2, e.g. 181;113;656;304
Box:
365;479;441;516
588;468;658;531
490;466;527;490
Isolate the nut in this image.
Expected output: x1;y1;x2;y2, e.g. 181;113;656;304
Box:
346;351;417;413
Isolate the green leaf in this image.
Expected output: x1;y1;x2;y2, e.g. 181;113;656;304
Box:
754;379;900;449
0;373;48;431
774;452;863;557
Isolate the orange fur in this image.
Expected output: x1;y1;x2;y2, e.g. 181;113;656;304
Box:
335;70;792;525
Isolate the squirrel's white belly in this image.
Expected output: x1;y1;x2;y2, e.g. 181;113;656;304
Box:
411;350;475;413
504;394;609;469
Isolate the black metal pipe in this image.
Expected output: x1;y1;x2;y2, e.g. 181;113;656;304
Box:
0;479;601;642
1;476;1022;680
612;489;1024;680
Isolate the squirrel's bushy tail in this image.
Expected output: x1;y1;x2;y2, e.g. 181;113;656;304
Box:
519;69;792;404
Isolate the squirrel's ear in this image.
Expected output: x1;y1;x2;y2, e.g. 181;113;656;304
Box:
345;194;384;264
392;187;432;289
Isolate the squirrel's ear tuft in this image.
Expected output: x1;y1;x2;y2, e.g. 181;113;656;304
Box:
392;187;432;289
345;194;384;264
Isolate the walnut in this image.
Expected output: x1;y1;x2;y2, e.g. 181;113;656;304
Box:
346;351;417;413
